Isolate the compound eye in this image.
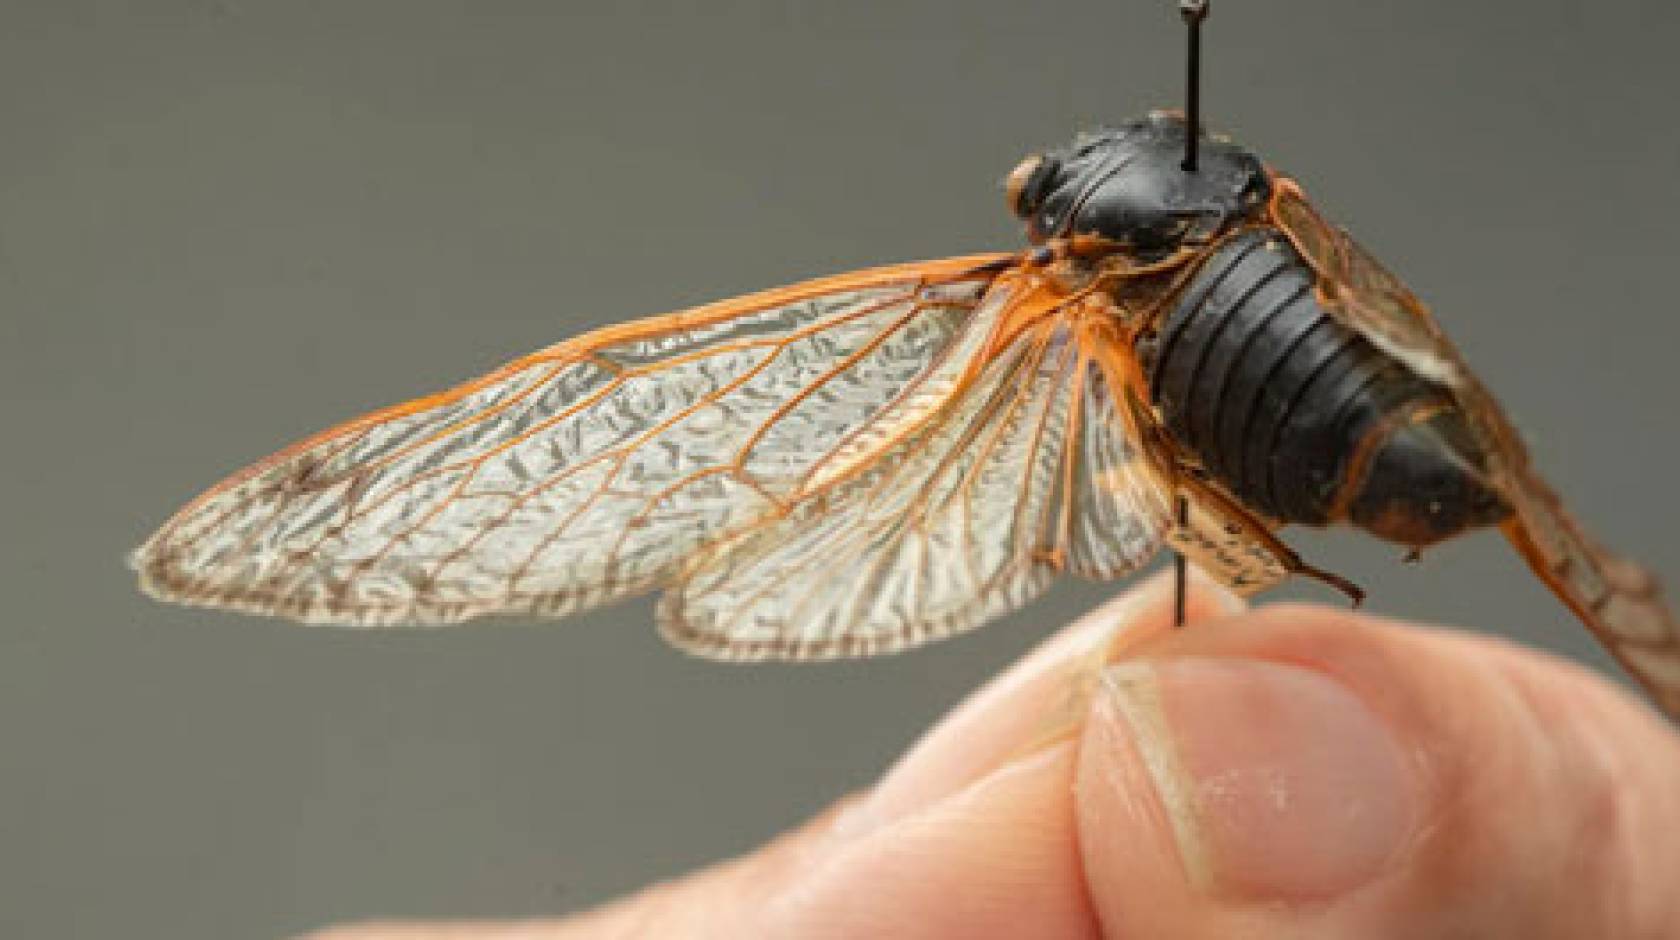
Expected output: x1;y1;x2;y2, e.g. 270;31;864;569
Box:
1005;154;1060;218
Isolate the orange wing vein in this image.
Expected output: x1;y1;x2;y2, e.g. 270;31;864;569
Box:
131;255;1015;626
661;307;1173;660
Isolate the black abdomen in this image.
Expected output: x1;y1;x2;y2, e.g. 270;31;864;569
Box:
1145;228;1510;546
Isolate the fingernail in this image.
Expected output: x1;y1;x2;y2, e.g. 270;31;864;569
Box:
1096;657;1418;900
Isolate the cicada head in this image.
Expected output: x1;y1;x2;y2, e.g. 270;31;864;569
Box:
1007;111;1270;254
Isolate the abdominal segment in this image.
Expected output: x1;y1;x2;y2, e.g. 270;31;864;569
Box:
1143;228;1510;548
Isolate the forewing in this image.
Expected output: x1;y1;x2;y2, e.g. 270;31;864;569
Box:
131;254;1014;626
1270;176;1680;717
660;311;1175;661
1268;177;1461;385
1495;426;1680;718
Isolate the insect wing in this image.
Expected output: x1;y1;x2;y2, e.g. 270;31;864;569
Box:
1501;470;1680;716
1059;338;1179;582
662;310;1175;660
1270;177;1680;718
1268;178;1460;386
130;254;1016;627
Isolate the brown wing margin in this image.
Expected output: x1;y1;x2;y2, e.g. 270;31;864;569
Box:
1269;174;1680;719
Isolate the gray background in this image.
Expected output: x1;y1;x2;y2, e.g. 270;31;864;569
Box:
3;1;1677;937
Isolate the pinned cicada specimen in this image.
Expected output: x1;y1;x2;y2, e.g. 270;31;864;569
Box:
131;112;1680;718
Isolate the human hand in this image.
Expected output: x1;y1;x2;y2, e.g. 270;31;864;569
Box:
309;571;1680;939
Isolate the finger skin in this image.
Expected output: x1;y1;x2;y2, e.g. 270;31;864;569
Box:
305;598;1680;940
853;569;1244;836
302;572;1239;940
1078;605;1680;939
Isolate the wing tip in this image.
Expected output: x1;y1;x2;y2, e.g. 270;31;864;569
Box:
127;552;388;628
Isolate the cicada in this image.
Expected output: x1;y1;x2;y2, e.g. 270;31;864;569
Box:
131;112;1680;718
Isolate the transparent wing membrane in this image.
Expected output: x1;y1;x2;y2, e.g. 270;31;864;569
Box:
1059;357;1175;580
1501;464;1680;718
1269;179;1460;386
133;255;1178;660
661;322;1173;660
131;257;1012;626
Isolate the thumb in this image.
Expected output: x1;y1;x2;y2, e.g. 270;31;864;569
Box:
1079;604;1680;938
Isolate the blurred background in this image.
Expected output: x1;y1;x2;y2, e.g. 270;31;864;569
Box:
3;1;1677;936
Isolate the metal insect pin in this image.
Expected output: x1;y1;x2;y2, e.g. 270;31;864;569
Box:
132;4;1680;718
1172;0;1209;628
